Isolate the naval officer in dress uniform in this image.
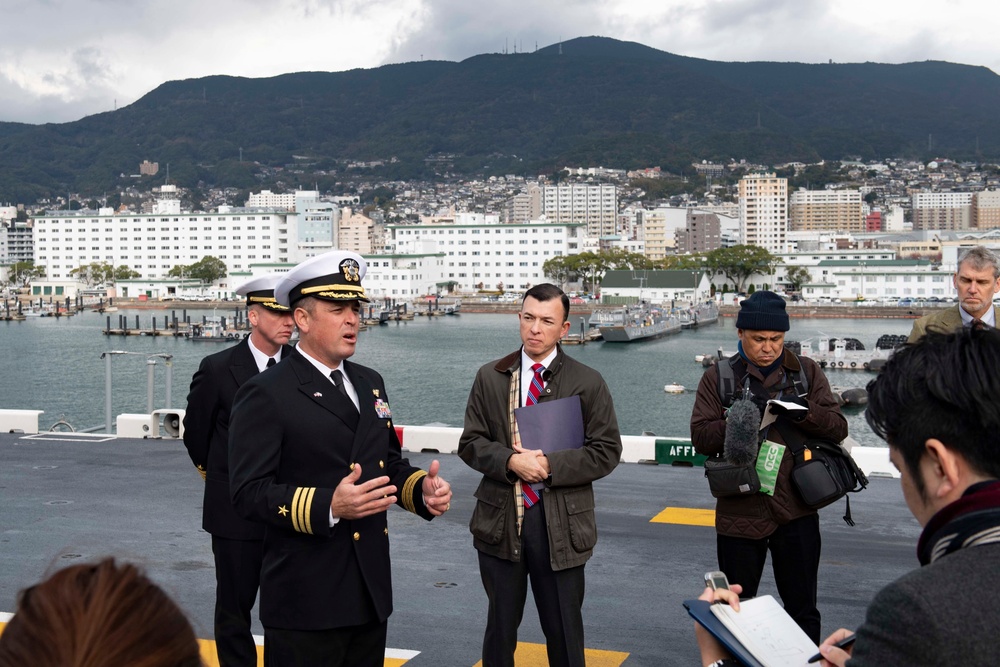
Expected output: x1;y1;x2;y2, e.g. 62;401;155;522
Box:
228;250;453;667
183;273;295;666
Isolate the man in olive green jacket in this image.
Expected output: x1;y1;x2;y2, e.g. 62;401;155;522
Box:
909;245;1000;342
459;283;622;667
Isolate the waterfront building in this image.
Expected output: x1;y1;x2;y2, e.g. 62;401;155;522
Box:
789;189;864;232
600;269;711;304
386;217;584;293
911;192;973;230
33;208;295;286
363;253;448;299
739;172;788;253
801;259;946;302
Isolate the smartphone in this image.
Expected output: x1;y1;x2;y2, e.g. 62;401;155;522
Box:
704;570;730;591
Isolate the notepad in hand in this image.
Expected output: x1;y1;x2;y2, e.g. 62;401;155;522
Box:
710;595;819;667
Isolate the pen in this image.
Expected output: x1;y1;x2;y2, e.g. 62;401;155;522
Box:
807;634;856;663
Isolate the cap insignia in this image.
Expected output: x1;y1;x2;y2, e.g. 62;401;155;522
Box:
340;258;361;282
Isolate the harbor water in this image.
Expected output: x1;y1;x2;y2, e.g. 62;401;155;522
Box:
0;310;913;446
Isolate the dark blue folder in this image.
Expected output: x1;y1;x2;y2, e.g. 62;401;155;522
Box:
514;395;585;491
683;599;764;667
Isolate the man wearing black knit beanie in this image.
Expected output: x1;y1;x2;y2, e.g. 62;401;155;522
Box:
690;290;848;643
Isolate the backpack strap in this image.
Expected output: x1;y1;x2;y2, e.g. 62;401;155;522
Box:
718;350;809;406
716;355;744;409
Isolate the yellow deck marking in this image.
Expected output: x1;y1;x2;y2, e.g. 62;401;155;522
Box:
474;642;629;666
650;506;716;526
196;639;416;666
1;620;414;667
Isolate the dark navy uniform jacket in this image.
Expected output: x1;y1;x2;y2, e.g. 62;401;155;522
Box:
182;337;292;540
228;349;434;630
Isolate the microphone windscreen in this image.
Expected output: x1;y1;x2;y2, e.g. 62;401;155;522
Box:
724;397;761;466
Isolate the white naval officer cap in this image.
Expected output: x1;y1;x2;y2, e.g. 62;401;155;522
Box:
234;273;290;312
275;250;370;307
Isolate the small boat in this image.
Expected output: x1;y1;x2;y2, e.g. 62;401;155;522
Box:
680;301;720;329
186;320;242;343
663;383;686;394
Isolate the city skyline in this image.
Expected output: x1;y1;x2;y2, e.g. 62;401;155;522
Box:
2;0;998;125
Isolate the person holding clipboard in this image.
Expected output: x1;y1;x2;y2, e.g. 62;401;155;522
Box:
459;283;623;667
691;328;1000;666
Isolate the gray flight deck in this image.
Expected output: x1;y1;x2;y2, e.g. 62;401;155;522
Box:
0;431;919;666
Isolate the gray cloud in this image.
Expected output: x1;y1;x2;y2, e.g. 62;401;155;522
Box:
0;0;997;124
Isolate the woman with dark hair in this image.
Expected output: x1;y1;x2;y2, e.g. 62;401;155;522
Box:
0;558;203;667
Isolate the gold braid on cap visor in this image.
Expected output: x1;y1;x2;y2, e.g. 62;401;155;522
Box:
299;284;368;300
247;295;290;311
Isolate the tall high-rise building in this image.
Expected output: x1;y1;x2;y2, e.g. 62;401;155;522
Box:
911;192;973;231
676;211;722;254
789;189;864;232
739;173;787;252
973;190;1000;230
505;185;542;223
537;184;617;238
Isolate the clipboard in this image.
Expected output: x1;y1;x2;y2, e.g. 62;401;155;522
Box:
514;395;585;491
514;395;585;455
683;599;765;667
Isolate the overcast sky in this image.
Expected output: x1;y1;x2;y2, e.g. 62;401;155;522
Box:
2;0;996;125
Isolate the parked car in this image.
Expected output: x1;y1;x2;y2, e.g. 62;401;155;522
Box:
899;298;914;307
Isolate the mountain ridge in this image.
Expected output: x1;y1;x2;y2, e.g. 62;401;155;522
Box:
1;36;998;201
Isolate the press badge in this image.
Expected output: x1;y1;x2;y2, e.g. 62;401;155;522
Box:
374;399;392;418
755;440;785;496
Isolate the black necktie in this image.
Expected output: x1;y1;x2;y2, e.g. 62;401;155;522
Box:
972;319;986;331
330;370;354;408
266;357;276;368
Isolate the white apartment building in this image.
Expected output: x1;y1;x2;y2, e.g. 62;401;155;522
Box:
33;208;295;285
739;173;788;252
364;254;448;299
246;190;297;210
802;259;951;301
789;189;864;232
911;192;973;231
538;184;617;238
387;219;585;293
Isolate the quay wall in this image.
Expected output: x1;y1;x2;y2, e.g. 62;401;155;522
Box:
104;297;933;320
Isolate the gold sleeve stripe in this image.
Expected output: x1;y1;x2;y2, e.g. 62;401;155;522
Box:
303;487;315;535
401;470;428;514
291;487;303;533
291;487;317;535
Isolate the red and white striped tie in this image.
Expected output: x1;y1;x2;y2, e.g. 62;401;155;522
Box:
522;363;545;508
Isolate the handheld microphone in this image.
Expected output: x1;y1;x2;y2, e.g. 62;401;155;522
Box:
724;397;761;466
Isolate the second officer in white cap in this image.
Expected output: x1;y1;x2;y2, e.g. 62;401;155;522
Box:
228;251;452;667
183;272;294;667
